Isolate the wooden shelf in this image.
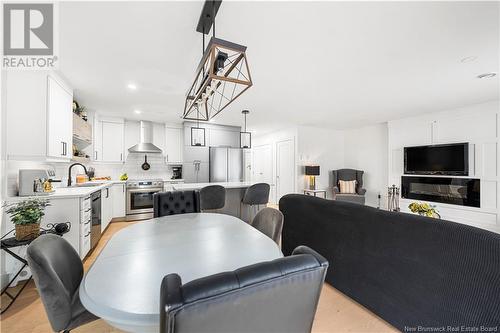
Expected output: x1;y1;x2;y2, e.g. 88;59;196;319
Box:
72;156;90;163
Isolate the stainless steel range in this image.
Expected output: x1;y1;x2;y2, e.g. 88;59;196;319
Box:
126;179;163;221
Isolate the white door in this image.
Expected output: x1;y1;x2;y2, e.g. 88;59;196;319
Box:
47;76;72;159
101;122;124;162
252;144;274;201
165;127;183;163
276;139;295;201
243;150;252;181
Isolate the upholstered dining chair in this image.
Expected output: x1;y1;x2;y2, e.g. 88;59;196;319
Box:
251;207;284;245
26;234;98;333
199;185;226;211
160;245;328;333
332;169;366;205
153;190;200;217
241;183;270;222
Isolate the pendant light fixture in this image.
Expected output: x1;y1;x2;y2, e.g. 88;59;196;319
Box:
240;110;251;149
183;0;252;122
191;105;206;146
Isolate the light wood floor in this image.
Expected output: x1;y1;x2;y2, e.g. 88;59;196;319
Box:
1;221;397;333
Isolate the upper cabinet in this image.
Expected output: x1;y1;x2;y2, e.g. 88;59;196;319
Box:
5;71;73;161
208;128;240;147
47;76;73;159
165;125;183;164
93;116;124;163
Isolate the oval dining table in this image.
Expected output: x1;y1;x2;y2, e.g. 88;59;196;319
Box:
79;213;283;333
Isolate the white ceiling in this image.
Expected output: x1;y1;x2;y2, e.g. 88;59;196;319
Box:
60;1;499;134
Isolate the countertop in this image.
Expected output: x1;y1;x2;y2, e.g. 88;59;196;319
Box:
9;180;126;200
172;181;257;190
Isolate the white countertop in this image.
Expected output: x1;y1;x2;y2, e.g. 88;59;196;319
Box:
163;179;184;182
9;180;126;200
172;181;258;190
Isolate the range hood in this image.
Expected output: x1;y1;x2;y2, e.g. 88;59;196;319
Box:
128;121;162;153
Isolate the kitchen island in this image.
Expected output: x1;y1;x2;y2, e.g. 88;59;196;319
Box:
172;182;267;221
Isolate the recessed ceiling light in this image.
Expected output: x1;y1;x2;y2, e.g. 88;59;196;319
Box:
460;56;477;63
127;83;137;90
134;110;142;114
477;73;497;79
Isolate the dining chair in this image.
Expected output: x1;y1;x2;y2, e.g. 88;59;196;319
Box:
199;185;226;211
160;245;328;333
240;183;270;222
26;234;98;333
251;207;284;245
154;190;200;217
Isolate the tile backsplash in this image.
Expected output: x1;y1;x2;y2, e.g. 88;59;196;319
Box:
6;153;178;197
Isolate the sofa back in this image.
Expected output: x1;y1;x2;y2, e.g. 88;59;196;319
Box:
280;194;500;330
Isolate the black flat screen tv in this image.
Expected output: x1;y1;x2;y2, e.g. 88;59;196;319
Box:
404;143;469;176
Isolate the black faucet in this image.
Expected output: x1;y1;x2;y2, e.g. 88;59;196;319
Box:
67;163;88;187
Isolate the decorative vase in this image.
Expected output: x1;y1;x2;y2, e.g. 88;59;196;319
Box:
15;223;40;241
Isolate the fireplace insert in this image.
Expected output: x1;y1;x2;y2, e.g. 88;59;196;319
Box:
401;176;480;208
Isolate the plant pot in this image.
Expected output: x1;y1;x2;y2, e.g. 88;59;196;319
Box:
15;223;40;241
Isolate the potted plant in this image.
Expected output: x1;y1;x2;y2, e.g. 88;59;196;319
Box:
4;199;50;241
408;202;441;219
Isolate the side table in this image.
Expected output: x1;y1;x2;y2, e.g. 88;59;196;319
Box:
303;189;327;198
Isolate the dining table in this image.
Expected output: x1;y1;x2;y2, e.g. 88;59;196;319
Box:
79;213;283;333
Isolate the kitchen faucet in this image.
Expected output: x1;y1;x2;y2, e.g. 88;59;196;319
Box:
67;163;88;187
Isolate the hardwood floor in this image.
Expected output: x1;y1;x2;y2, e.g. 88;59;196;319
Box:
1;220;396;333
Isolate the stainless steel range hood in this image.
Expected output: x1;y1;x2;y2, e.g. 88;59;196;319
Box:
128;121;162;153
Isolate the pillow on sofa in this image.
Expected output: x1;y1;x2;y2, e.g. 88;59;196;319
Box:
339;180;356;194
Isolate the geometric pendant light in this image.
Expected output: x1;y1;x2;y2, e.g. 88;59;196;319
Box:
240;110;251;149
183;0;252;122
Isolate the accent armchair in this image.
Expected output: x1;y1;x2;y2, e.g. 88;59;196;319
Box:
332;169;366;205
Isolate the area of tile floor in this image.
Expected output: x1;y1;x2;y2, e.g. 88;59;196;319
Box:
1;220;397;333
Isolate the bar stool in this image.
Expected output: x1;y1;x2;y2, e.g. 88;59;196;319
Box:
200;185;226;212
240;183;270;223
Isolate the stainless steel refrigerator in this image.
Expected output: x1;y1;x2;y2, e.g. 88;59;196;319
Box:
209;147;243;182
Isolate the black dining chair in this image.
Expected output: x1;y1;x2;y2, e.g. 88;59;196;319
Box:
159;245;328;333
26;234;98;333
251;207;284;245
199;185;226;211
240;183;270;222
153;190;200;217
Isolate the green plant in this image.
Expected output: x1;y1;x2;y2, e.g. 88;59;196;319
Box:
408;202;440;218
3;199;50;225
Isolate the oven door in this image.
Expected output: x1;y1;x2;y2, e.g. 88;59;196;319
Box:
126;188;162;215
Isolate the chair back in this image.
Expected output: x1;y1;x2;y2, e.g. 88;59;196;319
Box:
251;207;284;244
242;183;270;205
332;169;364;191
200;185;226;210
154;191;200;217
160;245;328;333
26;234;83;332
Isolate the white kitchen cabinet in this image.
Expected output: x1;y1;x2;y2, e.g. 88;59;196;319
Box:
102;122;125;162
209;128;240;147
79;196;92;259
165;126;183;163
153;122;166;156
101;186;113;232
112;183;126;218
93;117;125;162
5;71;73;161
47;76;73;159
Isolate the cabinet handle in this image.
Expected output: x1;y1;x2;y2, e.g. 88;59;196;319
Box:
120;153;123;161
95;151;98;160
61;142;65;156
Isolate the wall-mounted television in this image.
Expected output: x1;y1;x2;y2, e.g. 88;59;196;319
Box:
404;143;469;176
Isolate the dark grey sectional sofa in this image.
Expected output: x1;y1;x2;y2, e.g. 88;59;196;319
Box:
280;194;500;330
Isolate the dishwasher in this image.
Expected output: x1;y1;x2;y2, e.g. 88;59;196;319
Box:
90;190;102;250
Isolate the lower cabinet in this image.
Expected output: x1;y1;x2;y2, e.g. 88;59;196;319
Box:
101;186;113;232
112;183;126;218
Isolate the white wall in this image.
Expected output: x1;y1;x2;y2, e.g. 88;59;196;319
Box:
344;123;388;207
297;126;345;198
388;100;500;233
